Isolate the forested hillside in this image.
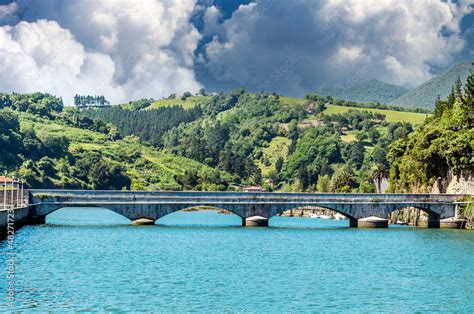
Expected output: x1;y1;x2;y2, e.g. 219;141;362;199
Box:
391;61;472;109
82;90;424;192
388;67;473;192
4;70;470;194
0;93;233;190
316;79;408;104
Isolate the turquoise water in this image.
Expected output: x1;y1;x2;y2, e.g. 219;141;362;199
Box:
1;208;474;312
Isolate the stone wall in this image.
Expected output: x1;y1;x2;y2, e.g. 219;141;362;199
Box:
431;171;474;195
0;206;30;239
0;190;16;207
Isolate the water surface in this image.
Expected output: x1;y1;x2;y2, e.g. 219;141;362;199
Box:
1;208;473;312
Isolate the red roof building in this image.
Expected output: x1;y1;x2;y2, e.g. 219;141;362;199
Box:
0;176;14;183
244;186;263;192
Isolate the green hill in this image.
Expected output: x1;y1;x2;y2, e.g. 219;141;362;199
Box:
0;93;232;190
5;82;462;194
391;61;472;109
147;96;210;110
316;79;408;104
388;70;473;192
280;96;428;125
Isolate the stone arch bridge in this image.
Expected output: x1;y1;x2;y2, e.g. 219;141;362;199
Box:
28;190;463;228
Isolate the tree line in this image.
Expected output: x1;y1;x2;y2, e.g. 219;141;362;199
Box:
388;68;473;192
74;94;110;108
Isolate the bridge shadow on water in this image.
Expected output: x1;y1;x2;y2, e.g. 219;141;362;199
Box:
45;207;425;232
45;207;353;230
46;207;131;226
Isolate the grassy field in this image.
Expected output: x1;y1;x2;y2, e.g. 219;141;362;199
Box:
19;112;231;190
324;104;428;124
340;131;357;143
279;95;428;124
146;94;427;124
257;136;290;176
147;96;210;110
279;96;305;105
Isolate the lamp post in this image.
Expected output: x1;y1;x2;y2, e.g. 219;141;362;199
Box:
16;179;19;207
21;181;24;206
11;176;15;208
3;170;6;211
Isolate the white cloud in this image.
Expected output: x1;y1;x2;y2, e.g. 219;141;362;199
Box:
0;2;18;23
0;20;124;103
203;0;473;93
0;0;202;104
0;0;472;100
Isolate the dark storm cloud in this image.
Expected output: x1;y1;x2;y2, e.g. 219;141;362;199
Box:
199;0;473;95
0;0;472;101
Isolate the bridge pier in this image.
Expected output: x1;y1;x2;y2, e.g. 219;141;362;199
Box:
349;218;358;228
350;217;389;228
440;218;466;229
427;213;440;228
243;216;269;227
357;216;389;228
27;215;45;225
131;218;156;226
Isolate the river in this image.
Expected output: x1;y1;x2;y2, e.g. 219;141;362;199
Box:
1;208;473;312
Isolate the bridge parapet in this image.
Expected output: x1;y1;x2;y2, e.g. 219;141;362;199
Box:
28;190;463;225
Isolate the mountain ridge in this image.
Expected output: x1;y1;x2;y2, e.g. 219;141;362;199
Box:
390;61;472;109
315;79;408;104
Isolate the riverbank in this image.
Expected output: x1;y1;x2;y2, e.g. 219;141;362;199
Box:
0;207;30;240
4;209;473;312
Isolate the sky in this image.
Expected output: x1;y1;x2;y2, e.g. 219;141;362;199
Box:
0;0;473;104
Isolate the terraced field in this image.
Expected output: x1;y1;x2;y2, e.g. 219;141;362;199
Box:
279;96;429;125
147;96;210;110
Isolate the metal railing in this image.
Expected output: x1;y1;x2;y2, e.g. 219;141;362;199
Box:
1;173;27;210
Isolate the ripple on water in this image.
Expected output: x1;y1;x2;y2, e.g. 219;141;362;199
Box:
0;208;473;312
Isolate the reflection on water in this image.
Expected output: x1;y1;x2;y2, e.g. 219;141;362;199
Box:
1;208;473;312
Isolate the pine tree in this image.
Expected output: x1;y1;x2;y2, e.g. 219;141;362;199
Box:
275;157;284;173
461;65;474;128
433;94;445;118
463;65;474;107
447;85;455;109
298;165;309;190
454;76;463;99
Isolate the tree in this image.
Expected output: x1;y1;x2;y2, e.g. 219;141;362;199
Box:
343;140;365;170
462;64;474;107
369;163;389;193
316;175;330;192
387;68;473;192
199;88;207;96
298;165;309;190
330;166;356;192
89;160;131;190
182;169;198;189
275;156;284;173
182;92;192;100
433;94;445;118
447;85;455;109
368;128;380;144
454;76;463;99
287;120;299;154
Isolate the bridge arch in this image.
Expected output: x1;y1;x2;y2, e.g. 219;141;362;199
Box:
155;205;244;226
44;205;132;224
153;204;247;221
268;204;357;220
387;205;442;227
32;203;248;225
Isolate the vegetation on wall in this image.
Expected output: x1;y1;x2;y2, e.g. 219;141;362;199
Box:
0;93;233;190
3;65;470;194
388;66;473;192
